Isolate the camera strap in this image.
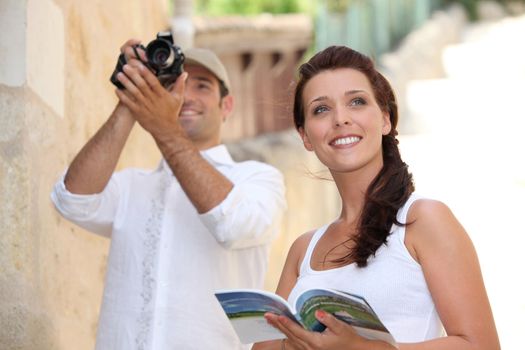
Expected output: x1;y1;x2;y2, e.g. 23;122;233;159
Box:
132;44;156;74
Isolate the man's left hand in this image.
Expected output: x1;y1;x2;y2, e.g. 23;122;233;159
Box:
115;58;188;144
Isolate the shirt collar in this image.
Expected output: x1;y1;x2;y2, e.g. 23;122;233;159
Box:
157;144;234;173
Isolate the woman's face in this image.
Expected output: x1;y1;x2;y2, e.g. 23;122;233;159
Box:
299;68;391;174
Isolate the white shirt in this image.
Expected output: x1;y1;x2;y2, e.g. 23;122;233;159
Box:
51;145;286;350
287;193;445;343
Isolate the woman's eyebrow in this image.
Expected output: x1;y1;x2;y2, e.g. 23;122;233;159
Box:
344;89;367;96
308;95;328;107
308;89;368;106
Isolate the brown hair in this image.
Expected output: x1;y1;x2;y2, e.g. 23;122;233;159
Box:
293;46;415;267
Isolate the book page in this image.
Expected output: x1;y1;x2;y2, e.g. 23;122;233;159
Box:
295;289;397;346
215;289;298;344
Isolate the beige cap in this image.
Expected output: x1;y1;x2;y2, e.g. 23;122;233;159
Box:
184;48;231;93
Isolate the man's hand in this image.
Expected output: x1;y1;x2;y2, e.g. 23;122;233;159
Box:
114;39;188;144
114;56;188;145
112;40;234;214
120;38;147;62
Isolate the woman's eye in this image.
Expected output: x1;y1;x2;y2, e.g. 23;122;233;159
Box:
350;97;366;106
313;105;329;115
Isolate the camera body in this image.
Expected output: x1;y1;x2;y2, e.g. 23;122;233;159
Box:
110;32;185;89
145;32;185;87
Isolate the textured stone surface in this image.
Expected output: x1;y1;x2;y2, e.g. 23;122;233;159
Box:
27;0;65;117
0;1;169;349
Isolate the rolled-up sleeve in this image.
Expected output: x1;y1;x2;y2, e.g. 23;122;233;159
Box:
199;162;286;249
50;172;121;237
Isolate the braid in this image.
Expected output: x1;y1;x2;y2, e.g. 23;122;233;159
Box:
293;46;415;267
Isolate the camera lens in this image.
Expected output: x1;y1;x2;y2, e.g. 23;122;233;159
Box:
146;40;175;69
153;49;170;64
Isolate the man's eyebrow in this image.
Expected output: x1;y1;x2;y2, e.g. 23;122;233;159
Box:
190;76;214;84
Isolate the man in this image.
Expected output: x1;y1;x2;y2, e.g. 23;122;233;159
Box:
51;38;286;349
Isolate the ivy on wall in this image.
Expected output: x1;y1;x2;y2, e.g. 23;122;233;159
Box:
195;0;315;15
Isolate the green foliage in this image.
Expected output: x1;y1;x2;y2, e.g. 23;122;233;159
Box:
442;0;478;19
442;0;525;20
196;0;315;16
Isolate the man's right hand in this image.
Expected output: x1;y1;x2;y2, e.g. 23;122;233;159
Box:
62;39;145;195
120;38;147;63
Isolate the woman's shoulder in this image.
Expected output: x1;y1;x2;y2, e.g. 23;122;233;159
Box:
285;229;318;274
405;198;469;262
289;229;317;257
408;198;455;225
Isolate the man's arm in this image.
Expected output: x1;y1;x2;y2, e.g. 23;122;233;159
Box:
64;102;135;194
158;136;233;213
115;49;285;246
115;58;233;213
64;39;146;194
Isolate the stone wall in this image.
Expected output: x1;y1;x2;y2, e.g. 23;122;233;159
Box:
0;1;170;349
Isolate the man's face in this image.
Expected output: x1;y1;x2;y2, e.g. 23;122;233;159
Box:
177;64;233;150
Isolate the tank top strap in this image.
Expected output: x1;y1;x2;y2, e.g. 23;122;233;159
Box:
298;224;330;275
393;192;424;241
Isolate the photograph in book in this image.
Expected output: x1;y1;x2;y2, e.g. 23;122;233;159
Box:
214;288;397;347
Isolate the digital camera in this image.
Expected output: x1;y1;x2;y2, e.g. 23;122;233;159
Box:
110;32;185;89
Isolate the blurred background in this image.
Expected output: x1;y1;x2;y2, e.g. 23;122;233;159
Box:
1;0;524;349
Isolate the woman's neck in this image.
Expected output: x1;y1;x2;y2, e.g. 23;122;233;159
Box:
331;160;383;222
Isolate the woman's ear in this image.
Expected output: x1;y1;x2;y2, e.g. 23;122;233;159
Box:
382;112;392;135
298;127;314;151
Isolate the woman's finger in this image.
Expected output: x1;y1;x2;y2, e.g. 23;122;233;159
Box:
265;314;311;349
315;310;347;336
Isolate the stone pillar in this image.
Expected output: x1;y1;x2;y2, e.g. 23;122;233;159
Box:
171;0;195;49
193;14;313;141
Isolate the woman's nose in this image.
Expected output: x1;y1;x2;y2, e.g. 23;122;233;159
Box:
333;109;352;127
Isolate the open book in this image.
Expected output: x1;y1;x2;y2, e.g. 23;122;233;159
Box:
215;288;397;347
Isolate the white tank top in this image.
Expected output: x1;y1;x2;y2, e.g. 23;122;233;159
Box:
287;193;445;343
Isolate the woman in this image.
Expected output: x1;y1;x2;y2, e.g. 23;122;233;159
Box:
253;46;499;349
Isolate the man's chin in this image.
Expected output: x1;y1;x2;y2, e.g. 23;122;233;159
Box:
178;119;199;135
179;117;197;127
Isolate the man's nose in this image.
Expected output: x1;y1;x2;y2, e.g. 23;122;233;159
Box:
183;88;194;100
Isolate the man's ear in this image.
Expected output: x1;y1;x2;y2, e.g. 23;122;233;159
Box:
382;112;392;135
220;95;234;122
298;127;314;151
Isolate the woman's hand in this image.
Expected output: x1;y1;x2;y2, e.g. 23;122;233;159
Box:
265;310;396;350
